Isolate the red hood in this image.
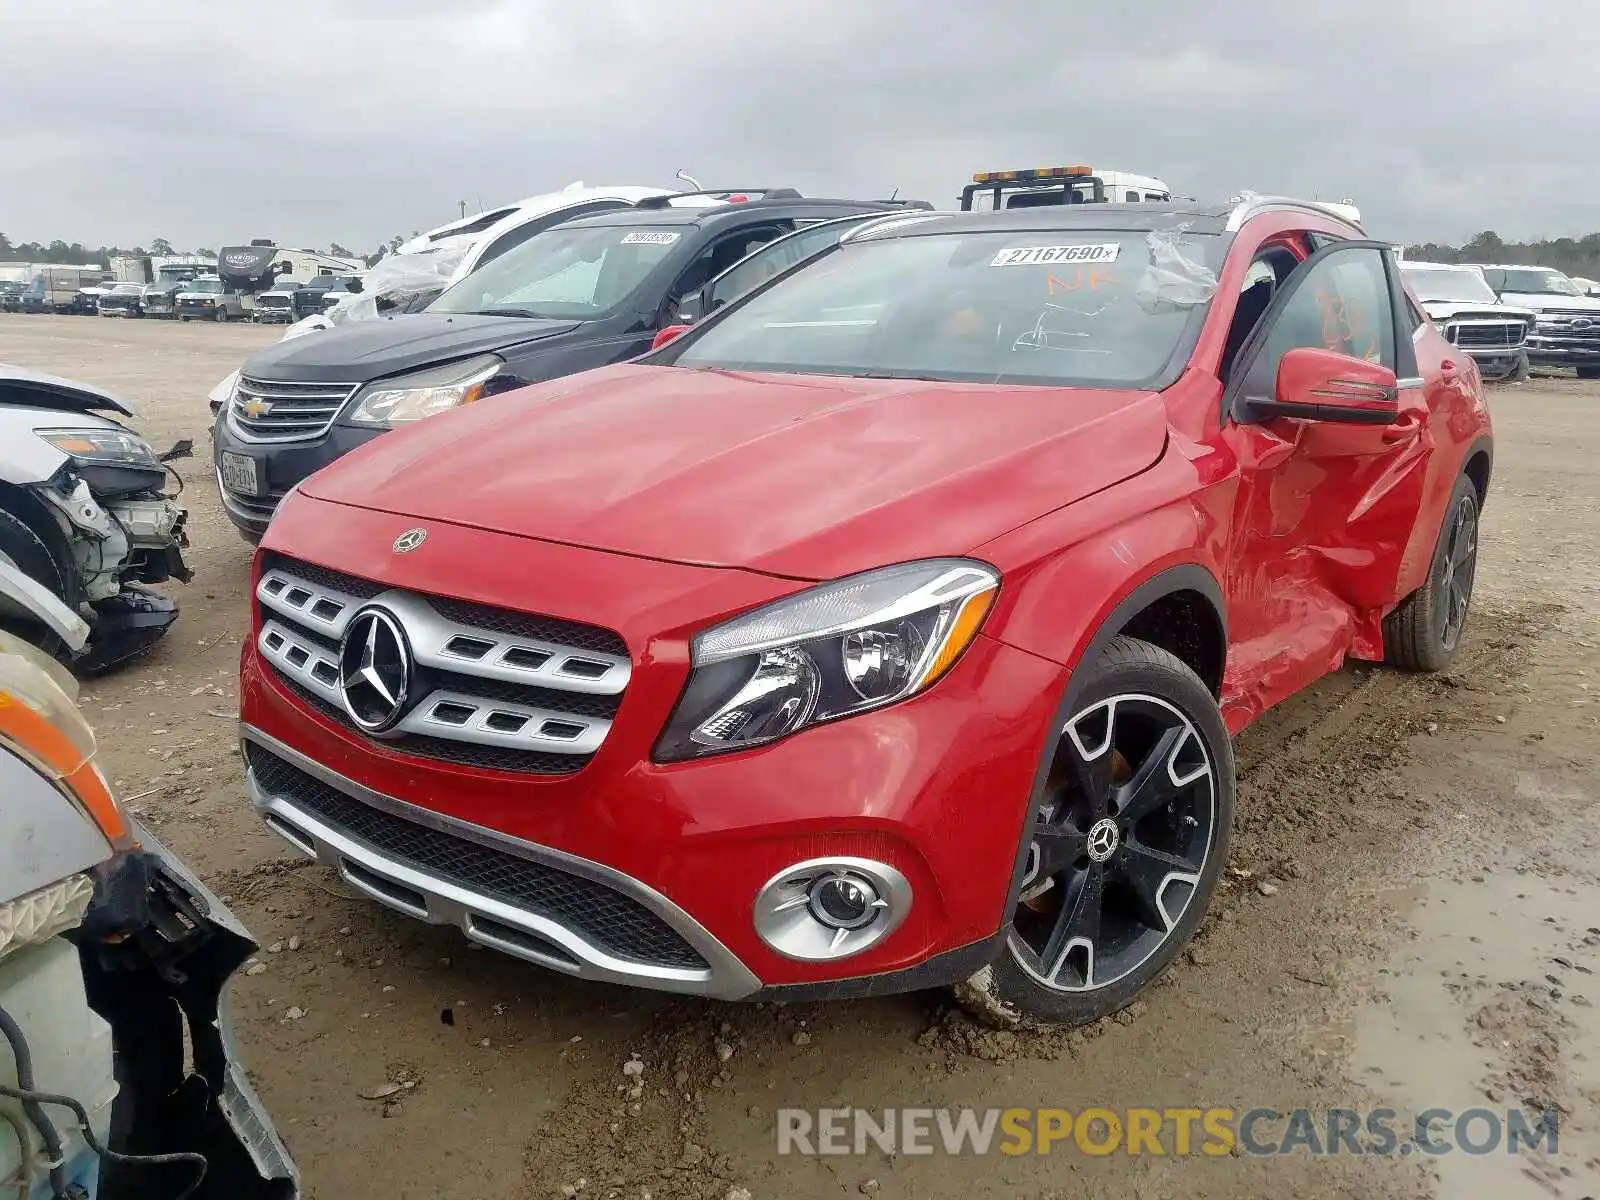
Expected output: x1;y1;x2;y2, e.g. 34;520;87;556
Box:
301;364;1168;580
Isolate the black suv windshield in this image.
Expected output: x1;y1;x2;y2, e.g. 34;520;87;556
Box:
671;229;1218;388
428;224;683;320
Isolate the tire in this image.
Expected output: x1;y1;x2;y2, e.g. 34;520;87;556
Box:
178;316;190;323
1577;366;1600;380
214;306;228;323
0;506;77;662
955;636;1235;1028
1383;472;1480;672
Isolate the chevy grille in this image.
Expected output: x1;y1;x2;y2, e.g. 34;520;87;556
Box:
230;375;359;442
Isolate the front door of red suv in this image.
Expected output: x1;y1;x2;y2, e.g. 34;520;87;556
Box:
1218;240;1431;723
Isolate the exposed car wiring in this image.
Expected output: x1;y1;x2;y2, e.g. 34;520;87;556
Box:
0;1002;67;1200
0;1003;209;1200
1;1104;39;1198
0;1081;209;1200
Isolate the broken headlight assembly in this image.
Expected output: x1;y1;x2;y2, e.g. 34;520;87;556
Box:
655;559;998;761
344;353;502;428
35;427;166;498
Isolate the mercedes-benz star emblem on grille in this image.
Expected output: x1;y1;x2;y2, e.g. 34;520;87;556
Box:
337;608;412;733
393;528;427;554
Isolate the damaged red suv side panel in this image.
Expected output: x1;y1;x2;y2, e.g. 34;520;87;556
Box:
239;198;1490;1027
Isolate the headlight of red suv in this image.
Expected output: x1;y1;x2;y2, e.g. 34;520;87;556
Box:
655;559;998;762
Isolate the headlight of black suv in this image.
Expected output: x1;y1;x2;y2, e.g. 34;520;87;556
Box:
344;354;503;428
655;559;999;762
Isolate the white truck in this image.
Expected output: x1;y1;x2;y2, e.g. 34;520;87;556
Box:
173;274;249;322
960;165;1172;211
1400;260;1534;382
1478;264;1600;377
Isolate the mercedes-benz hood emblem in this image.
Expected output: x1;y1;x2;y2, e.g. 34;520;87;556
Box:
338;608;411;733
393;528;427;554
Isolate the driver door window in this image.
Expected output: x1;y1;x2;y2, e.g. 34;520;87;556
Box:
706;219;872;311
1250;246;1397;394
666;226;788;316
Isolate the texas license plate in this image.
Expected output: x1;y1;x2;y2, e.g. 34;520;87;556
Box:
220;451;260;496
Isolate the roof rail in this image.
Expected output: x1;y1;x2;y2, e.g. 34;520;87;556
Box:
634;188;801;209
1225;195;1365;233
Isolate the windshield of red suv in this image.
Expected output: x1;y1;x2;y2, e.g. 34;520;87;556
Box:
669;230;1218;388
428;223;684;320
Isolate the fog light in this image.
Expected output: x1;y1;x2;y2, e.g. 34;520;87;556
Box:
753;857;911;961
808;873;879;930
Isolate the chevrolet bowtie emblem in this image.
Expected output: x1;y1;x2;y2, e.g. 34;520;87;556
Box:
242;397;272;419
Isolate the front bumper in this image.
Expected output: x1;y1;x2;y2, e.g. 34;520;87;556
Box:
1461;347;1526;379
91;823;301;1198
1527;333;1600;363
244;729;762;999
212;419;384;538
240;500;1062;995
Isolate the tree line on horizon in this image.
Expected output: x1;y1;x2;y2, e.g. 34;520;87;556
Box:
1405;230;1600;278
10;227;1600;281
0;232;391;269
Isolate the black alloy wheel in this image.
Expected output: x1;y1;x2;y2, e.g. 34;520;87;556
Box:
955;637;1234;1028
1383;471;1481;672
1435;491;1478;654
1011;692;1214;990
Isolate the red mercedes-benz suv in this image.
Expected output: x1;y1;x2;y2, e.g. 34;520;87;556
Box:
240;198;1491;1026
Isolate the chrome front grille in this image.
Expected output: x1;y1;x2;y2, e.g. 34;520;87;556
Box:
254;555;630;774
1539;308;1600;324
1446;320;1526;351
229;376;359;442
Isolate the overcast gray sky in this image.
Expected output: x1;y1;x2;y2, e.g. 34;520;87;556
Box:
3;0;1595;252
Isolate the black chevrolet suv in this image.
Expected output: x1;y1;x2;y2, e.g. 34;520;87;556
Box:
213;188;927;540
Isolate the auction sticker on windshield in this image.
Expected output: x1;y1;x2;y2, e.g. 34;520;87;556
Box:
991;244;1121;267
622;231;682;245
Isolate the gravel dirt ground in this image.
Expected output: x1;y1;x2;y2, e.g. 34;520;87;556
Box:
3;314;1598;1200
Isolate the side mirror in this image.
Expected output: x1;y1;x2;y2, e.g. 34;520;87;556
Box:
652;324;691;351
676;289;706;324
1253;346;1399;425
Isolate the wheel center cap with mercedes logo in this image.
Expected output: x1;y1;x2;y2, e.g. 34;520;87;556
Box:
1086;818;1120;863
338;608;412;733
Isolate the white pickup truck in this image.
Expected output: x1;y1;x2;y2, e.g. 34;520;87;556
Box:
1479;264;1600;377
174;275;249;322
